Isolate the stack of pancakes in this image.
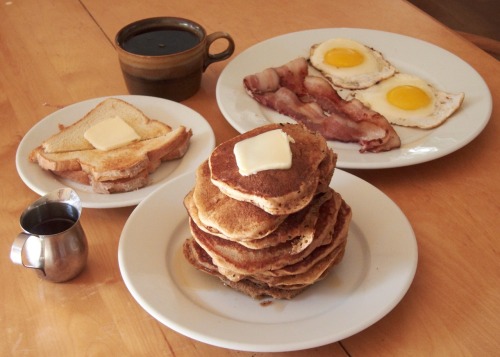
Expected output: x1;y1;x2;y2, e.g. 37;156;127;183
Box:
183;123;352;299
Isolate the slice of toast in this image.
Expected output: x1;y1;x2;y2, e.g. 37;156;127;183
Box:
41;98;172;153
53;169;150;194
29;98;192;193
30;126;192;191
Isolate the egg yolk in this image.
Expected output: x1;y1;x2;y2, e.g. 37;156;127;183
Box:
325;47;364;67
387;85;431;110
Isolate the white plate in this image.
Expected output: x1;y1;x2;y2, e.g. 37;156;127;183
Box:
16;95;215;208
216;28;492;169
118;169;418;352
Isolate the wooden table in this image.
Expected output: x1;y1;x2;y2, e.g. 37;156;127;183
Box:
1;1;498;355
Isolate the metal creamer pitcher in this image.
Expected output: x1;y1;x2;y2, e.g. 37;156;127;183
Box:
10;188;88;282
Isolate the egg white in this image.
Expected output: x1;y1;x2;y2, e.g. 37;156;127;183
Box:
354;73;465;129
309;38;396;89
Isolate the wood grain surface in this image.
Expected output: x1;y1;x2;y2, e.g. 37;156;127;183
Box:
1;0;498;356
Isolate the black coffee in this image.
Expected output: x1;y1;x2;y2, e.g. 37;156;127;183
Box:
122;28;200;56
23;202;78;235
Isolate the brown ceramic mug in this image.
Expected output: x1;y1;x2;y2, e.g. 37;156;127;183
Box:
115;17;235;101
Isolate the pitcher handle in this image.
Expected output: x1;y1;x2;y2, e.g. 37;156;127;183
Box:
11;233;44;270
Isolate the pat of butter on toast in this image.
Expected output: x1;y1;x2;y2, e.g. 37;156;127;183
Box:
84;116;140;151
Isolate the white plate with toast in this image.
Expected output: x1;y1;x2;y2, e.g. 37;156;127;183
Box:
118;170;418;352
216;28;492;169
16;95;215;208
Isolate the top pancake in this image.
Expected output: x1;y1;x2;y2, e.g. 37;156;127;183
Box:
209;123;335;215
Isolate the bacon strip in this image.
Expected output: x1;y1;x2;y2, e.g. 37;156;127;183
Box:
243;57;401;153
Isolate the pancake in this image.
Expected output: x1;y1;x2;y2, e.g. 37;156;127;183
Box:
189;188;339;279
183;238;308;300
232;191;335;250
248;247;344;289
209;123;336;215
256;200;351;278
188;182;335;251
252;201;351;287
221;276;308;299
182;200;351;299
188;160;287;240
316;147;336;193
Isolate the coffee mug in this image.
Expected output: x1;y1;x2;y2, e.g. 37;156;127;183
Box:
10;188;88;283
115;17;235;101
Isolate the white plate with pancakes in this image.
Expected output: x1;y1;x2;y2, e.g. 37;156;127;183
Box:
118;169;418;352
216;28;492;169
16;95;215;208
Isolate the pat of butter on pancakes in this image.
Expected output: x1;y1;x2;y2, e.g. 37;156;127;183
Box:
234;129;293;176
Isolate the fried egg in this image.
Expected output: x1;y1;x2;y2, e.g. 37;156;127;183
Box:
354;73;465;129
309;38;396;89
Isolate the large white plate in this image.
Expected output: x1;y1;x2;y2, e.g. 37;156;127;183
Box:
118;169;418;352
216;28;492;169
16;95;215;208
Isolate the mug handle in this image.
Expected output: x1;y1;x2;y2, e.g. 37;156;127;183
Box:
10;233;44;270
204;32;235;71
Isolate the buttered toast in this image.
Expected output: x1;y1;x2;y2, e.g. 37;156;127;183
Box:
40;98;173;153
29;98;192;193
